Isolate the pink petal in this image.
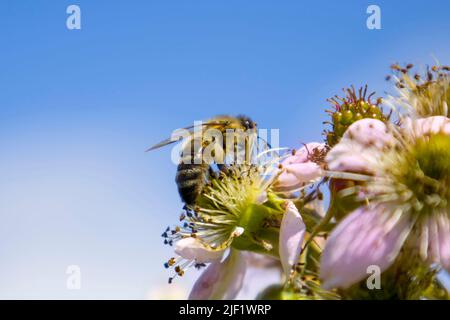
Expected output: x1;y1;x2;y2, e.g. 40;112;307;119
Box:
274;172;302;189
175;237;224;263
320;205;413;289
189;250;247;300
326;119;393;175
284;142;326;164
275;162;323;191
411;116;450;136
274;142;326;191
427;216;441;264
243;252;279;269
289;162;322;181
328;153;371;173
433;214;450;271
279;202;306;277
326;140;366;172
342;118;393;150
284;162;322;183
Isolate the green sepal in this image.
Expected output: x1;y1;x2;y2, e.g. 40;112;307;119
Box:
231;203;282;256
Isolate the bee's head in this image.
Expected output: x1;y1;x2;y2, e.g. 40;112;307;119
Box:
237;115;256;130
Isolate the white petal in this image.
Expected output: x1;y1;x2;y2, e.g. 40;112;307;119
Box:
175;237;224;263
279;201;306;277
189;250;247;300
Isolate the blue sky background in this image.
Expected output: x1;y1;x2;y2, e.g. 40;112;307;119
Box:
1;0;450;299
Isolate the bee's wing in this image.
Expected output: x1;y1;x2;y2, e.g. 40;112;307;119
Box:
145;137;181;152
145;120;228;152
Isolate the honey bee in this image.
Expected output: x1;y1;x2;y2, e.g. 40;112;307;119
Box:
147;115;259;208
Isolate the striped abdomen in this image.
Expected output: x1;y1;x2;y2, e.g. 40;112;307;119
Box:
175;163;208;206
